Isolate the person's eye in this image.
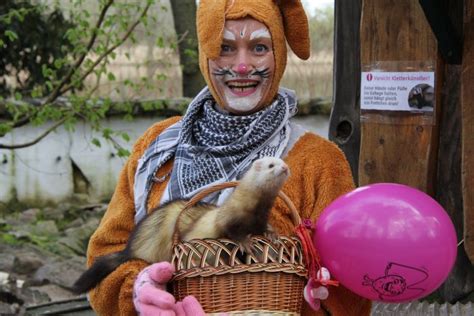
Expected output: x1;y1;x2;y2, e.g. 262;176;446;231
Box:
220;44;233;54
254;44;269;54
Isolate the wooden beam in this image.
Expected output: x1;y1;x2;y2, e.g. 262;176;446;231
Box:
329;0;362;183
462;0;474;264
359;0;440;193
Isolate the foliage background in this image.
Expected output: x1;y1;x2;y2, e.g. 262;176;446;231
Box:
0;0;335;152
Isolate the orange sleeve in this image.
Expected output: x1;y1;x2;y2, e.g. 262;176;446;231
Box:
87;117;181;316
279;133;372;316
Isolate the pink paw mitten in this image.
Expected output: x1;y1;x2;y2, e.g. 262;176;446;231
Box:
133;262;206;316
304;267;331;311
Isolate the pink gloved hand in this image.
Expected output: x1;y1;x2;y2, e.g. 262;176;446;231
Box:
133;262;205;316
304;267;331;311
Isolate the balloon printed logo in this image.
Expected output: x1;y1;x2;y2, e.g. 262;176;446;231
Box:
362;262;429;301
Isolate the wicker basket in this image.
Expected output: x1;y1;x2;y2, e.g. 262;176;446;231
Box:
170;182;308;315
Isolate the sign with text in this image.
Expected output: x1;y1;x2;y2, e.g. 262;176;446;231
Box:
361;71;435;112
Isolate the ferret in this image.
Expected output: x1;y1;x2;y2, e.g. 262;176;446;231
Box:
72;157;290;294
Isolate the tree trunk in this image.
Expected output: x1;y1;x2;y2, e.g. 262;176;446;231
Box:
329;0;362;184
170;0;206;97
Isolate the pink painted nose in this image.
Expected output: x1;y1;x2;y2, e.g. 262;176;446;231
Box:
236;63;248;74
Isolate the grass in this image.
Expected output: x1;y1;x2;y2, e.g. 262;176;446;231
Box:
281;51;333;101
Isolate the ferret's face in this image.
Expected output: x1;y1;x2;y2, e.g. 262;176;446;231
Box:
250;157;290;188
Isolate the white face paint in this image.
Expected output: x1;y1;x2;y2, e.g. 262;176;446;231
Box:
223;28;236;41
208;18;275;115
250;28;271;41
224;78;264;112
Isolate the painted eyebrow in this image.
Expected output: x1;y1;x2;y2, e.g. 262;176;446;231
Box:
250;29;271;41
223;28;236;41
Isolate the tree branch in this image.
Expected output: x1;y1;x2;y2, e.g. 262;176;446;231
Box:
1;1;152;150
0;117;67;149
11;115;33;128
42;0;115;106
58;2;152;96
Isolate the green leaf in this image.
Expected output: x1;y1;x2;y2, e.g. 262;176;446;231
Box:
156;73;167;81
54;59;64;69
117;148;131;158
107;72;116;81
0;124;13;137
121;132;130;142
4;30;18;41
102;128;113;139
156;36;164;48
91;138;102;148
31;87;44;98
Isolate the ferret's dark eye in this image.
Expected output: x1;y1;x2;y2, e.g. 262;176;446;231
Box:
269;164;274;168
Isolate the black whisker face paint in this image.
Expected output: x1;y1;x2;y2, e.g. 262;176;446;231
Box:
251;68;270;79
212;67;235;77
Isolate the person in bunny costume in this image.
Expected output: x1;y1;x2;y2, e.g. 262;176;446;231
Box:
85;1;372;315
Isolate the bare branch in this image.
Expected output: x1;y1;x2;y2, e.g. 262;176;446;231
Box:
11;115;33;128
4;1;115;131
42;0;115;106
1;1;153;150
0;117;67;149
59;2;153;96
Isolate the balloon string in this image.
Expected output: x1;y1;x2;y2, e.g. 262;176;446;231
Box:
295;223;339;287
458;239;464;247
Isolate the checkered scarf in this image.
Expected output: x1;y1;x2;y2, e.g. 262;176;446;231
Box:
134;87;297;223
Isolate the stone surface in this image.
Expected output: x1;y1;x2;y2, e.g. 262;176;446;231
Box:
28;220;59;236
0;202;107;310
33;257;86;290
13;252;45;275
0;253;15;272
18;208;41;224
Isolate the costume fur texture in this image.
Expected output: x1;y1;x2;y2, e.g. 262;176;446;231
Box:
86;117;372;316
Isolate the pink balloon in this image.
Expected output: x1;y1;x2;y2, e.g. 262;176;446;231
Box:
313;183;457;302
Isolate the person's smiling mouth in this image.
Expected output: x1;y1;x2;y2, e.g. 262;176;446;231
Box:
226;79;260;97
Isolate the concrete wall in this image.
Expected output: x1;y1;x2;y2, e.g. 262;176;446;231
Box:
0;116;329;207
0;117;163;206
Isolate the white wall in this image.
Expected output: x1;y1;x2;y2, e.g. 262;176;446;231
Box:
0;116;328;206
0;117;163;205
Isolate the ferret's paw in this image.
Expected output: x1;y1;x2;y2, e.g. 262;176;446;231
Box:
264;224;278;242
238;236;255;256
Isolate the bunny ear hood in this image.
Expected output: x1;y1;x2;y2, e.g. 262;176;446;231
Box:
277;0;311;60
197;0;310;107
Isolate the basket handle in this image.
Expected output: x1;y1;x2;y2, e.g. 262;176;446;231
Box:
172;181;301;245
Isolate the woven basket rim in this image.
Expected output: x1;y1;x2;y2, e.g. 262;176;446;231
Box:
172;235;308;280
172;262;308;280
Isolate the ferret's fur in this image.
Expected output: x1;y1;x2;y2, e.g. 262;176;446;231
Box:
72;157;289;294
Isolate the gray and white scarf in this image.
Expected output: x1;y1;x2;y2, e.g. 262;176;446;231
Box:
133;86;297;223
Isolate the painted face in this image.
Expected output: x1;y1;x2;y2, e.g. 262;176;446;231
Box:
208;18;275;115
373;275;407;296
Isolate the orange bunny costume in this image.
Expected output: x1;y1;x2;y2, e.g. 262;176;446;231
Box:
86;1;372;315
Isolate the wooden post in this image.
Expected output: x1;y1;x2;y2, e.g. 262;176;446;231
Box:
462;0;474;264
358;0;474;302
359;0;440;193
329;0;362;183
430;0;474;302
